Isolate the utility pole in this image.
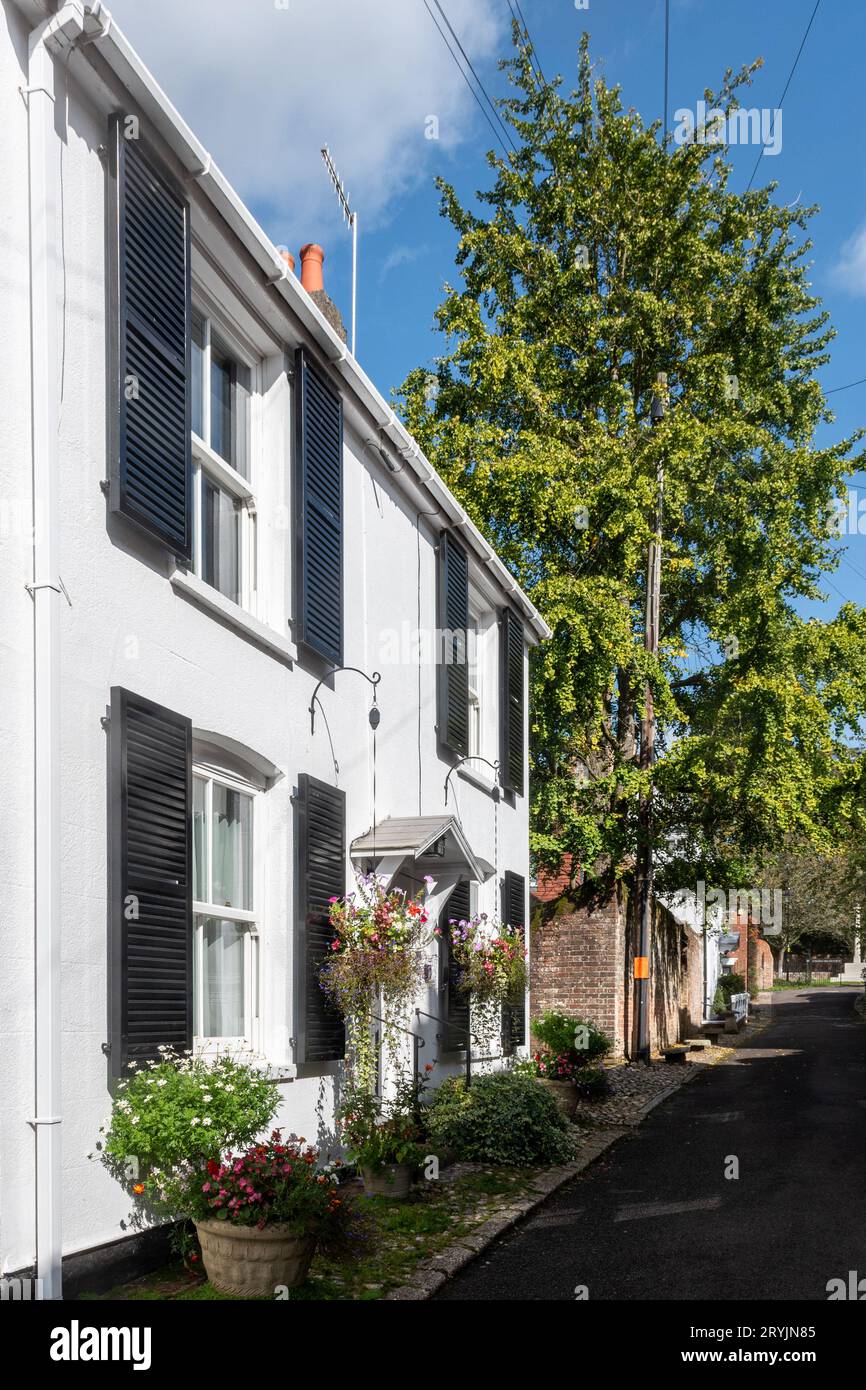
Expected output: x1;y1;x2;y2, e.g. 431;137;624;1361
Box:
634;379;666;1063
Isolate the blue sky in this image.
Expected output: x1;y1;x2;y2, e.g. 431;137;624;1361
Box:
110;0;866;615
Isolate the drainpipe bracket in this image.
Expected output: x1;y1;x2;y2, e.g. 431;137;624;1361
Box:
27;1116;62;1128
25;579;72;606
19;84;55;104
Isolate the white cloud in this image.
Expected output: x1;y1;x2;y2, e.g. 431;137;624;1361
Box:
106;0;506;249
378;243;429;283
831;222;866;297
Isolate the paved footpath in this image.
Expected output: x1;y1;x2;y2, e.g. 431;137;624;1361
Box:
436;988;866;1301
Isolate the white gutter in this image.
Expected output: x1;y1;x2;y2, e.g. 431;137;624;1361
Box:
37;0;551;644
26;0;102;1302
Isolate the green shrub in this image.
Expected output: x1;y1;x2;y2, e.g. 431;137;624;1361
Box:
95;1047;280;1214
713;972;745;1015
337;1084;425;1173
530;1010;612;1064
573;1067;613;1100
425;1073;572;1166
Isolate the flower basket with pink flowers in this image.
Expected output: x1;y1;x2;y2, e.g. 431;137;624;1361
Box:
320;872;436;1091
190;1130;347;1296
435;911;527;1044
319;871;435;1016
437;912;526;1004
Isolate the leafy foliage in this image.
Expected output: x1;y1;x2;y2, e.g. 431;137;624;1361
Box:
425;1073;572;1165
96;1048;279;1213
712;971;746;1015
758;836;863;956
530;1009;611;1062
337;1083;426;1173
397;28;866;897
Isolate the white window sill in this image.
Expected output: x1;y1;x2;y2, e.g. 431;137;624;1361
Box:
170;568;296;663
457;762;499;797
193;1048;297;1083
260;1062;297;1082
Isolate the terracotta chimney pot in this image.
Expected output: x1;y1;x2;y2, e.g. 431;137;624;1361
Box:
299;243;325;295
280;249;296;273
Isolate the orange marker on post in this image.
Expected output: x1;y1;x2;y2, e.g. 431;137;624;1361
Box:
634;956;649;980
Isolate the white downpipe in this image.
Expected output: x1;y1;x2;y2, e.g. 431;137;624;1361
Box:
27;0;94;1302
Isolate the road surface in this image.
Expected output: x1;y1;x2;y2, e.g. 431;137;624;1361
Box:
436;987;866;1301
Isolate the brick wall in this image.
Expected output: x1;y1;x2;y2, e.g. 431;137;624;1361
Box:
727;935;773;993
530;888;703;1057
629;901;704;1050
529;891;626;1052
534;855;578;902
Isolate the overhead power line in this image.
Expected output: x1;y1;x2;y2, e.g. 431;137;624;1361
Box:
421;0;512;159
745;0;821;191
825;375;866;397
429;0;517;153
507;0;548;90
663;0;670;138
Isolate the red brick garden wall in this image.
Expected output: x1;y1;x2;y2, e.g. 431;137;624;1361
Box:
530;889;704;1058
529;894;627;1053
727;935;774;992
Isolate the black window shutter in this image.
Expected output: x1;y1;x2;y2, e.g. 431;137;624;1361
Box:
501;870;527;1051
294;349;344;664
107;116;192;562
108;687;192;1078
500;608;525;795
439;880;471;1051
296;774;346;1063
437;531;469;756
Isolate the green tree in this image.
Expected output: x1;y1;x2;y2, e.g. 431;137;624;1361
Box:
760;837;865;967
398;30;866;899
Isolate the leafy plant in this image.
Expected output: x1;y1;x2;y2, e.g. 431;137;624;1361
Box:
94;1046;279;1214
425;1073;572;1166
337;1084;425;1173
190;1131;345;1236
713;971;745;1016
531;1010;611;1064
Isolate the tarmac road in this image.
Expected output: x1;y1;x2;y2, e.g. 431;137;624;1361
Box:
435;987;866;1301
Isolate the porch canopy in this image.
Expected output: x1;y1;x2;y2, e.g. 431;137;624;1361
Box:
350;814;493;896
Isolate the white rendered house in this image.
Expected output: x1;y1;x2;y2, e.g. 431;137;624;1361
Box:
0;0;549;1294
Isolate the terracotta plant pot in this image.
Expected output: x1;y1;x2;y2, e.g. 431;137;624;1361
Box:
195;1219;317;1297
361;1162;412;1200
538;1078;579;1121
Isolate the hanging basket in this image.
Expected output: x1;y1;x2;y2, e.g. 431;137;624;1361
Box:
320;873;435;1019
441;914;527;1005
